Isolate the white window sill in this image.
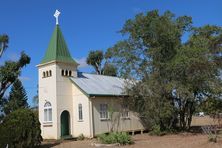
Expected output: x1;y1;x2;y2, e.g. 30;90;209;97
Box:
43;121;53;125
43;122;53;127
78;120;84;122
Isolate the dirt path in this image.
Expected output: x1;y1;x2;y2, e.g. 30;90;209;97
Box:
51;133;222;148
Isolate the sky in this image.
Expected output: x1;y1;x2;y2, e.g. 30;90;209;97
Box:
0;0;222;106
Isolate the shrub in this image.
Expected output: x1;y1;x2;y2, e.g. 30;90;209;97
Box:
115;132;133;145
0;109;42;148
97;132;133;145
149;125;166;136
77;133;85;141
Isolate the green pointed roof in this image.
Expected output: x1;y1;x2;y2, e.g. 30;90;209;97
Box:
41;25;78;65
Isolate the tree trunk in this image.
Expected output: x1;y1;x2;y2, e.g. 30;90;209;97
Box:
187;101;194;129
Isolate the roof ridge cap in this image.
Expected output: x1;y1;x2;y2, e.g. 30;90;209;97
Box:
81;72;120;78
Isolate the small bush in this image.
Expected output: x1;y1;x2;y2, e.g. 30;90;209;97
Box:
115;132;133;145
77;133;85;141
149;125;166;136
208;135;217;143
0;109;42;148
97;132;133;145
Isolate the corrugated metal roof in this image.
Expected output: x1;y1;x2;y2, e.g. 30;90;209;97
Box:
70;72;127;97
41;25;78;65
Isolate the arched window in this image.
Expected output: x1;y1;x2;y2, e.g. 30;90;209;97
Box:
44;101;52;122
65;70;68;76
46;71;49;77
61;70;64;76
49;70;52;77
78;104;83;121
69;70;72;77
43;72;46;78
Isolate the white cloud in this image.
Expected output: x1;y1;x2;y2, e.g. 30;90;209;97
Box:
75;57;90;68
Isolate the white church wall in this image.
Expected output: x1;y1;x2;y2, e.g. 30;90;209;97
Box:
72;83;92;137
56;63;77;138
38;63;58;139
38;62;78;139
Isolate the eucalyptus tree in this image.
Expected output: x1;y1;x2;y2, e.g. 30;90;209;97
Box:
0;34;30;110
87;50;117;76
107;10;222;130
0;34;9;58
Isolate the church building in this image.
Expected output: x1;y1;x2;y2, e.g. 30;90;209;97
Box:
37;10;144;139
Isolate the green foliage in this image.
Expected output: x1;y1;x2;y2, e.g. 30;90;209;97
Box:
0;51;30;100
0;34;30;121
3;79;29;115
77;133;85;141
107;9;222;131
86;50;104;74
103;63;117;76
86;50;117;76
0;34;9;57
108;10;189;130
0;109;42;148
200;98;222;116
149;125;166;136
97;132;133;145
98;133;117;144
171;25;222;129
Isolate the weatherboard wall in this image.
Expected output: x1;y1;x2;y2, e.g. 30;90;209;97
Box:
92;97;145;135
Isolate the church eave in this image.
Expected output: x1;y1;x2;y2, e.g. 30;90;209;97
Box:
37;60;79;67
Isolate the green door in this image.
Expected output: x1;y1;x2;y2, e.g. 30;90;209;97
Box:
61;110;70;137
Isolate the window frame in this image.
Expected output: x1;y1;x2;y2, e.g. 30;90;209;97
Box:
44;101;52;123
121;104;130;119
99;104;109;120
78;103;83;121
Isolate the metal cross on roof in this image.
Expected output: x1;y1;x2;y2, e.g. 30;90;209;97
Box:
54;10;61;25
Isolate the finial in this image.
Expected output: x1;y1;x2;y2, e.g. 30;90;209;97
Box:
54;10;61;25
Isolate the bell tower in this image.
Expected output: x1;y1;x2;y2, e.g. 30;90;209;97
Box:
37;10;78;139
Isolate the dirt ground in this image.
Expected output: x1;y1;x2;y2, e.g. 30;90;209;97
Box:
43;116;222;148
50;133;222;148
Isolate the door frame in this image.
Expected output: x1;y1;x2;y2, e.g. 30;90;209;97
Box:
60;110;70;137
